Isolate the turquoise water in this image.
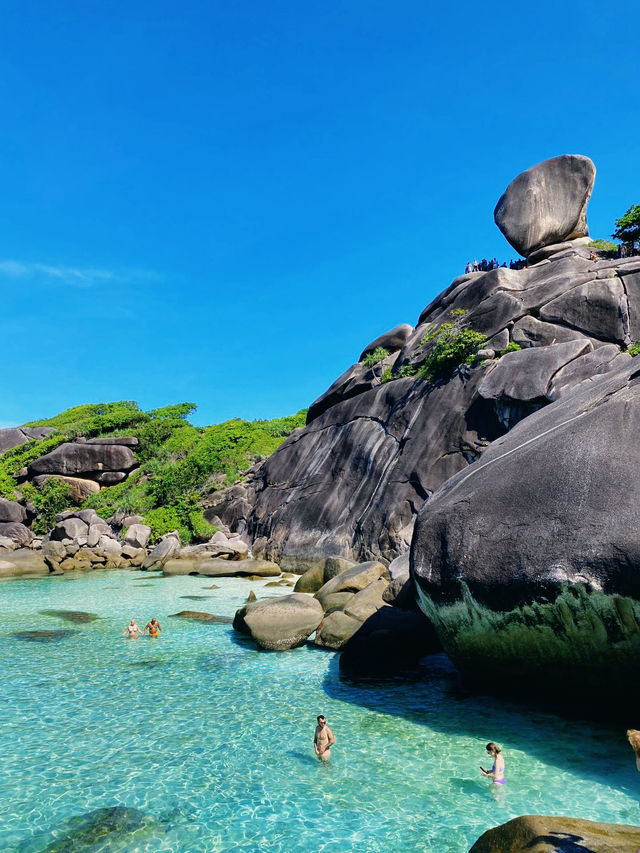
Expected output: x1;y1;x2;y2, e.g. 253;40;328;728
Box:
0;570;638;852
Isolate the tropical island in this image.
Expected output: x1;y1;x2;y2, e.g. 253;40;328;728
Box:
3;154;640;851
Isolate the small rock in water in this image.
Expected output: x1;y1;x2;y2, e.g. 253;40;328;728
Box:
264;581;282;587
169;610;233;623
179;595;211;600
40;609;99;624
203;584;219;589
247;590;257;602
13;629;77;642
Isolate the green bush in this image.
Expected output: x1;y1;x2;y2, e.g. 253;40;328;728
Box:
21;479;77;536
449;308;469;317
499;342;522;355
588;239;618;255
419;326;486;382
628;342;640;357
380;367;393;384
361;346;390;367
3;401;307;543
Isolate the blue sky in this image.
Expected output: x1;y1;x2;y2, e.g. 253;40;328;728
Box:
2;0;638;427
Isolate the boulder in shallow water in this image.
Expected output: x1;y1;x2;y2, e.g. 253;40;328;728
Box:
142;532;180;569
494;154;595;258
0;548;48;577
17;805;165;852
315;561;388;610
233;593;323;650
468;814;640;853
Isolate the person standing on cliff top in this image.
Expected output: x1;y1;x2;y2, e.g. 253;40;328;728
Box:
314;715;335;761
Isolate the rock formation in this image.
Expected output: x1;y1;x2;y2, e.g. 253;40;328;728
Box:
468;815;640;853
224;247;640;572
494;154;596;259
411;358;640;705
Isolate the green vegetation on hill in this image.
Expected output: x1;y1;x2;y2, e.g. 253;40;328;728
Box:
3;402;307;543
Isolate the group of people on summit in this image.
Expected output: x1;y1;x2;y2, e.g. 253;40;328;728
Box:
464;258;526;273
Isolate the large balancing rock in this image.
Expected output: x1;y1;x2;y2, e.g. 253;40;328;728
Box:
494;154;595;258
468;815;640;853
233;593;323;650
411;360;640;711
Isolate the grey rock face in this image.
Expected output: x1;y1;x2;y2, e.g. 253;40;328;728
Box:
359;323;413;361
411;360;640;707
494;154;596;257
478;339;591;404
0;426;55;454
28;442;137;478
0;522;33;544
124;524;151;550
142;533;180;569
233;593;324;651
0;498;27;524
214;251;640;569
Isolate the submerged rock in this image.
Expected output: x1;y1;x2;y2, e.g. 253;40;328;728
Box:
169;610;233;623
16;805;165;852
40;609;99;623
468;814;640;853
13;629;77;642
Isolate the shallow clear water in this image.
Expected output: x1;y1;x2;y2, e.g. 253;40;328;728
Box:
0;570;638;852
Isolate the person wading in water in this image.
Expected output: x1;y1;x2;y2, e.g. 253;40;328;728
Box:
314;715;335;761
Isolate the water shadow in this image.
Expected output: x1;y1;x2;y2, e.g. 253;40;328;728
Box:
322;653;637;790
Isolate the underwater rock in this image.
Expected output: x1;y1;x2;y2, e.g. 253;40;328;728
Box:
468;814;640;853
13;629;77;642
16;805;165;852
169;611;233;623
40;609;99;623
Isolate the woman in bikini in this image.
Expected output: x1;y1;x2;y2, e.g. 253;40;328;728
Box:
480;742;505;785
122;619;143;638
144;617;162;638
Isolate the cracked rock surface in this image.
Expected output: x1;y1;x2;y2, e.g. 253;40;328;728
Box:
208;249;640;570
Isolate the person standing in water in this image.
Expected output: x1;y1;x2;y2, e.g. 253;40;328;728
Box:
143;617;162;637
627;730;640;772
314;715;335;761
122;619;143;638
480;742;505;785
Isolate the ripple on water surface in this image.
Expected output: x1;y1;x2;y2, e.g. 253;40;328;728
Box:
0;570;638;852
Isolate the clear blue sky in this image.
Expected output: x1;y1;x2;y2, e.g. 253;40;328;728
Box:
2;0;638;427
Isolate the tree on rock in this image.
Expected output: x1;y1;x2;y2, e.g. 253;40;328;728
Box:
612;203;640;250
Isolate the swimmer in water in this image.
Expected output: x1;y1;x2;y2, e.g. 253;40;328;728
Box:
480;742;505;785
143;617;162;638
314;715;335;761
122;619;143;639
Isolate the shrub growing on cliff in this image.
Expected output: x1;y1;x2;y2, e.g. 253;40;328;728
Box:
628;341;640;357
21;480;77;535
418;324;486;382
362;346;390;367
499;342;522;355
